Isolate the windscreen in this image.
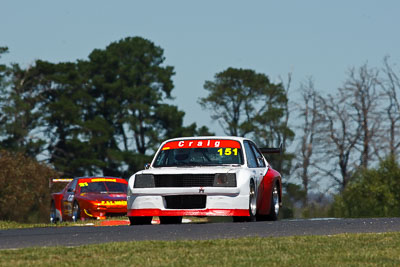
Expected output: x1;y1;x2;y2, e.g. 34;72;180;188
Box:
79;181;127;193
153;139;244;167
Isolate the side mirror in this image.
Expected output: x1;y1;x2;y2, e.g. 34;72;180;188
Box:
144;163;151;169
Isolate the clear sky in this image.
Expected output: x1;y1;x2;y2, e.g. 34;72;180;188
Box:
1;0;400;136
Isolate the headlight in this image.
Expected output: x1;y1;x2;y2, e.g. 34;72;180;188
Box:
134;174;155;188
213;173;236;187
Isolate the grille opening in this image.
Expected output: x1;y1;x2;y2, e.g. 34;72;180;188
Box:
164;195;206;209
155;174;214;187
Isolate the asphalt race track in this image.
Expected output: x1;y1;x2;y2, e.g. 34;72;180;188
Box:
1;217;400;249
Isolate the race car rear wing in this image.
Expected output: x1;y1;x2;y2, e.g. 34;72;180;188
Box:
259;143;283;154
49;178;73;188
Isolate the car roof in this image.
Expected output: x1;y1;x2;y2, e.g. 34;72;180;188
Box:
163;136;249;143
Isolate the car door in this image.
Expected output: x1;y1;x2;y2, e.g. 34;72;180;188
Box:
243;141;265;188
62;179;78;219
248;142;273;208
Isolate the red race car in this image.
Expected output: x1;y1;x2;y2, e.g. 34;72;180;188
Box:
50;177;128;223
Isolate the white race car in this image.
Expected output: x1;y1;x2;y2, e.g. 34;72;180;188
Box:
127;136;282;224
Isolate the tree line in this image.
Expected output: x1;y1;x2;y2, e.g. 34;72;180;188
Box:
294;59;400;203
1;36;400;221
0;37;213;178
0;37;293;179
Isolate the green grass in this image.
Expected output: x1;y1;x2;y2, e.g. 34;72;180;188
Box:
1;232;400;266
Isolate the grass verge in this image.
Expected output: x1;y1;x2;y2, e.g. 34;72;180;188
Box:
0;220;100;229
0;217;209;229
1;232;400;266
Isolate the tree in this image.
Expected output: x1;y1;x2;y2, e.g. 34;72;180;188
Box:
254;73;295;176
332;156;400;218
0;47;8;87
0;150;59;223
195;125;214;136
380;56;400;159
293;78;324;205
82;37;199;175
199;68;287;137
34;60;94;176
280;182;306;218
318;88;361;191
0;47;9;147
0;62;46;156
1;37;211;177
199;67;294;175
22;37;207;177
84;37;175;157
343;64;381;169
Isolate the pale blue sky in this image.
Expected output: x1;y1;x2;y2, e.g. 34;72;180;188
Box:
1;1;399;135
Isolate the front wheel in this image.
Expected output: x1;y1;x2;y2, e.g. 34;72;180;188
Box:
263;183;280;221
72;201;81;222
129;216;153;225
50;201;57;224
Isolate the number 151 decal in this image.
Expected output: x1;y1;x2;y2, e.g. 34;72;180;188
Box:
217;148;238;156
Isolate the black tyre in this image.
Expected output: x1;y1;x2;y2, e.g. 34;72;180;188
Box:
72;201;81;222
50;201;57;224
129;216;153;225
233;180;256;222
159;216;183;224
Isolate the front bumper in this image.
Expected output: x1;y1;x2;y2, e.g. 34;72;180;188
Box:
127;187;249;217
127;208;249;217
83;204;127;220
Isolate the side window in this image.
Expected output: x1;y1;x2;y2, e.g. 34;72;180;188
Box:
67;179;78;192
244;141;258;168
250;143;266;167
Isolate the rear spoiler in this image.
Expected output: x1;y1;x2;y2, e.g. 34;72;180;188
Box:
49;178;73;188
259;143;283;154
